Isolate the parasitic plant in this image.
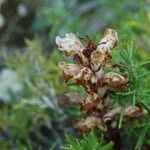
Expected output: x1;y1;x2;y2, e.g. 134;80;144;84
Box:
55;29;147;136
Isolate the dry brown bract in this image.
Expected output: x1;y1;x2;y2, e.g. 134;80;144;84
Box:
56;28;146;133
74;116;107;133
55;33;84;56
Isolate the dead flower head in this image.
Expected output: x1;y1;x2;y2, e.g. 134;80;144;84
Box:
56;28;146;133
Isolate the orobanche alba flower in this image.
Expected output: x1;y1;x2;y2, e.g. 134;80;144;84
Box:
55;33;84;56
97;28;118;53
56;28;146;134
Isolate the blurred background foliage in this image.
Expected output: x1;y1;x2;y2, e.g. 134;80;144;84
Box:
0;0;150;149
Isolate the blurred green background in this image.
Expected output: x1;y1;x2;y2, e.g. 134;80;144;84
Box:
0;0;150;149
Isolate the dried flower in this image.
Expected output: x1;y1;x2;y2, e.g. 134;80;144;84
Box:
74;116;107;133
58;62;81;82
74;67;94;84
80;94;100;112
56;28;146;134
104;72;128;91
103;107;122;122
91;50;112;68
124;105;147;118
60;92;85;105
55;33;84;56
97;28;118;53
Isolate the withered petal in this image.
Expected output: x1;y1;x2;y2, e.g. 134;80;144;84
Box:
60;93;86;105
91;50;112;70
103;107;122;122
73;67;94;82
97;28;118;53
55;33;84;56
104;72;128;91
74;116;107;133
124;105;147;118
91;50;105;64
81;94;101;112
74;52;89;67
58;62;81;81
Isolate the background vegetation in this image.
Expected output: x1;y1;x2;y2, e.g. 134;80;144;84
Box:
0;0;150;149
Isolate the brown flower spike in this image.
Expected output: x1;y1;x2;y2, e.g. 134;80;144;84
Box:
56;28;145;133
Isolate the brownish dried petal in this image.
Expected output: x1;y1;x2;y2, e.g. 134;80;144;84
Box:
103;107;122;122
81;94;101;113
97;85;108;98
74;53;84;66
124;105;147;118
74;52;89;67
104;72;128;91
74;67;94;83
58;62;81;82
84;82;98;94
55;33;84;55
97;28;118;53
91;62;101;72
102;52;112;67
95;68;104;79
91;50;112;69
82;39;97;58
63;74;73;83
74;116;107;133
60;93;86;105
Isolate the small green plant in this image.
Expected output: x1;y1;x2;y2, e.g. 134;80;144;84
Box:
62;131;113;150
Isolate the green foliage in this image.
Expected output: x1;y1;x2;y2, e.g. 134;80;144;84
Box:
0;37;67;149
112;41;150;110
62;131;113;150
0;0;150;149
120;118;150;150
135;119;150;150
0;36;64;94
111;42;150;149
